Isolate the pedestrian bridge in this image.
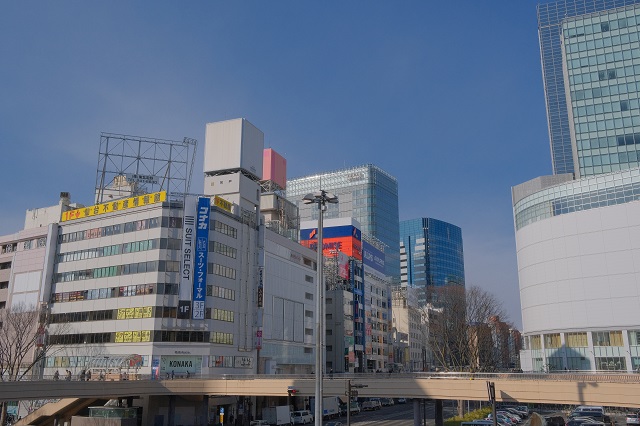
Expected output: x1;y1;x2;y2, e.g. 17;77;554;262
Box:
3;372;640;408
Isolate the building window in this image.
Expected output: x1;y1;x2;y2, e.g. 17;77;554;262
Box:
304;348;313;354
530;335;542;350
305;328;313;336
544;333;561;348
305;275;314;283
629;330;640;346
305;310;313;318
593;331;623;346
565;332;587;347
595;356;626;371
305;292;313;301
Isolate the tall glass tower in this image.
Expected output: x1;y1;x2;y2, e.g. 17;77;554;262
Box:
399;218;465;305
537;0;640;176
286;164;400;282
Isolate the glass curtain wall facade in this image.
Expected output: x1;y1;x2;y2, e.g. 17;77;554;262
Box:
286;164;400;282
563;4;640;177
399;218;465;305
537;0;640;176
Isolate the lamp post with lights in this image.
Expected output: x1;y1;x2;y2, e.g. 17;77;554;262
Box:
302;190;338;426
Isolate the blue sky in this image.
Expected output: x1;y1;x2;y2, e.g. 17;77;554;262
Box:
0;1;551;329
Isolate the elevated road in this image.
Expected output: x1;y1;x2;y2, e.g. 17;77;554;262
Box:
3;372;640;408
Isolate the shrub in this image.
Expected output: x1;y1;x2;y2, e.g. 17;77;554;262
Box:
444;407;493;426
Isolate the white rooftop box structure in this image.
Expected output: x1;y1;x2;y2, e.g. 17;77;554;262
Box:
204;118;264;181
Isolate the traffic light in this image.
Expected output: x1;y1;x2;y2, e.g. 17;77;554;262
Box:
287;388;298;397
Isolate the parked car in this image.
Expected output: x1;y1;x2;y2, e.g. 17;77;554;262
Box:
291;410;313;425
349;402;361;414
566;417;605;426
325;422;343;426
381;398;394;406
498;411;522;423
545;415;566;426
362;400;381;411
396;398;407;404
505;408;528;418
627;413;640;425
250;421;270;426
487;413;517;425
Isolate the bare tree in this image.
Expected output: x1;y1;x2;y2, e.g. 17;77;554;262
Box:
0;303;59;425
424;285;509;373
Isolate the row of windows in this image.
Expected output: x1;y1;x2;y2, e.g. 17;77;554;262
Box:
566;31;640;55
57;238;179;263
54;260;181;283
207;285;235;300
579;151;640;168
570;64;637;85
565;14;638;39
213;308;234;322
59;217;239;248
573;99;638;118
51;283;233;304
572;79;640;101
53;283;164;302
210;241;237;259
208;263;236;280
528;330;628;349
574;111;640;134
50;330;234;345
50;306;233;323
514;167;640;230
213;221;237;239
45;355;149;368
59;217;177;244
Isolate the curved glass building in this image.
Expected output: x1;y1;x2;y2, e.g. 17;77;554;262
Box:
400;218;465;305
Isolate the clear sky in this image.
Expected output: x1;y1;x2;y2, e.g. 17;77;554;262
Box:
0;1;552;329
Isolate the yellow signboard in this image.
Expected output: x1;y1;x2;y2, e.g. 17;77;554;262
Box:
117;306;153;320
61;191;167;222
214;195;232;213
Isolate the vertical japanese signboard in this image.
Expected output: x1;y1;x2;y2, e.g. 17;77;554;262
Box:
179;195;197;319
192;197;210;320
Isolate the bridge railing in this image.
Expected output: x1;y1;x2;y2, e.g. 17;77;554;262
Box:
8;370;640;383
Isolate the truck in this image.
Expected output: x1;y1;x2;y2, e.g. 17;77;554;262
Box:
309;396;340;419
262;406;292;426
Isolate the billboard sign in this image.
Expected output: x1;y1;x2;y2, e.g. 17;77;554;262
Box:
362;241;385;274
300;225;362;260
179;196;197;317
214;195;232;213
192;197;210;320
61;191;166;222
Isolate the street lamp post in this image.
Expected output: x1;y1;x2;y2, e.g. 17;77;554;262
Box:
303;190;338;426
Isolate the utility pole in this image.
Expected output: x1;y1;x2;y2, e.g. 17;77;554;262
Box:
487;381;497;426
346;380;367;426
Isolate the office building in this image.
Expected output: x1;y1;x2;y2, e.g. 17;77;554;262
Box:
287;164;400;282
515;1;640;372
299;217;392;372
399;218;465;305
537;0;640;175
0;119;319;423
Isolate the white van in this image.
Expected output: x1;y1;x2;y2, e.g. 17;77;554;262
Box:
291;410;313;425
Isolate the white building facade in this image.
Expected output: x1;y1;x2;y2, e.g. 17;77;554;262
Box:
514;169;640;372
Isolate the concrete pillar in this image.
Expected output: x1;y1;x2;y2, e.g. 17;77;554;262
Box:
168;395;176;426
413;398;421;426
198;395;209;426
435;399;443;426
